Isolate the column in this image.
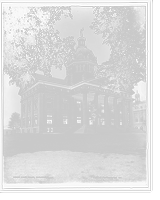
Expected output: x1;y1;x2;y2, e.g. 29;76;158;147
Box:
113;97;118;127
55;93;61;127
104;95;109;126
129;99;133;127
38;93;44;133
122;99;127;128
20;97;23;133
94;92;99;127
30;97;33;132
70;96;75;127
25;97;28;129
83;91;88;126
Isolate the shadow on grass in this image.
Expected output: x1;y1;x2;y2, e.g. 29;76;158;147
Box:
3;150;147;188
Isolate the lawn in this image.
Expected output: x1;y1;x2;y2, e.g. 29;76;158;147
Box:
4;150;146;184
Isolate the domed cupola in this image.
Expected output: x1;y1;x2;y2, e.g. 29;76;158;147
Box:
66;28;97;85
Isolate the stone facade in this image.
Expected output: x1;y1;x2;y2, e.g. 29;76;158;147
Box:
19;31;133;134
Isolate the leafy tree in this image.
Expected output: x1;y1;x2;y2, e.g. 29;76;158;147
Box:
89;101;99;134
8;112;21;132
3;6;75;89
91;6;146;94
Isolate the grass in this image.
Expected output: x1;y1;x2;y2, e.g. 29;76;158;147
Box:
4;150;146;184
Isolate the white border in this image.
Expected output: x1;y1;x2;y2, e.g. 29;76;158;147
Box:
0;0;153;192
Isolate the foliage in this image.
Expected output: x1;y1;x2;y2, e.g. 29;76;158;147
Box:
91;6;146;93
8;112;21;131
3;6;75;88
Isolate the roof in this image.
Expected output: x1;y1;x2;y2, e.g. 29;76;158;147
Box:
36;74;68;85
19;74;130;95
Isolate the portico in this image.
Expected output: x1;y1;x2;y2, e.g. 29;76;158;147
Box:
72;85;133;133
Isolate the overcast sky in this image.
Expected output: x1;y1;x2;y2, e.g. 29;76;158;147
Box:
3;6;146;127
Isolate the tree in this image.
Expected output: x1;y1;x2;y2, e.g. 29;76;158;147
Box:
91;7;146;94
3;6;75;89
89;101;99;134
8;112;21;132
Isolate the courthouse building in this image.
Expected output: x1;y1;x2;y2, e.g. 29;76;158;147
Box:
19;31;134;134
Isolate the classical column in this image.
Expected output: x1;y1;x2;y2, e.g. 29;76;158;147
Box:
38;93;44;133
70;96;75;127
55;93;61;127
104;95;110;127
93;92;99;127
128;98;134;131
113;97;118;127
20;97;23;133
25;100;28;133
83;91;88;125
30;97;33;131
122;99;127;127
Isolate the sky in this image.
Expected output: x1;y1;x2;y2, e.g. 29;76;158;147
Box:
3;6;146;128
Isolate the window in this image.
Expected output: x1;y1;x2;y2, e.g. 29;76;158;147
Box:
47;97;53;108
63;116;68;124
89;118;93;125
98;118;105;126
28;101;31;111
34;98;38;109
47;128;50;133
120;121;122;125
28;117;31;125
76;101;82;111
62;99;68;110
77;117;82;124
119;107;122;114
100;104;104;113
34;115;38;124
47;115;53;124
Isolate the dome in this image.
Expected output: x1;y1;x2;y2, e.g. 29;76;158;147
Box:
74;46;97;63
69;28;97;65
76;46;91;57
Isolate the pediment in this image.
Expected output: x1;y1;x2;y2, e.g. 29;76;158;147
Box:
89;78;104;85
